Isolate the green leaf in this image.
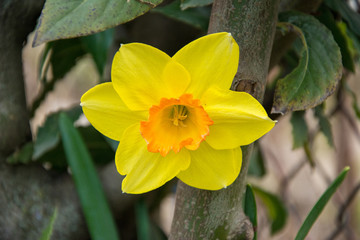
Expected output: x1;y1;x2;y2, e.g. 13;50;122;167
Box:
39;207;58;240
244;184;257;240
180;0;213;10
59;113;119;240
152;0;211;31
135;199;151;240
31;39;87;116
135;199;167;240
253;186;287;235
290;111;308;149
6;142;34;164
272;12;342;114
295;167;350;240
314;105;334;147
316;5;355;72
33;106;82;160
78;126;115;165
345;83;360;119
33;0;163;46
248;144;266;177
338;22;360;62
325;0;360;37
81;29;114;76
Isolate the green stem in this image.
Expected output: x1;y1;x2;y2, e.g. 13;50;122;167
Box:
169;0;280;239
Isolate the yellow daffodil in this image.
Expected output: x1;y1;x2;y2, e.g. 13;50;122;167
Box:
80;32;275;194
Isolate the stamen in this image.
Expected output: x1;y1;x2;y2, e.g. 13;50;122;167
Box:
170;105;188;127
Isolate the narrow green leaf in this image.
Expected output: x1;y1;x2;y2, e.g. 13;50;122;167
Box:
39;207;58;240
33;0;163;46
152;0;210;31
81;29;114;76
253;186;287;234
325;0;360;37
38;44;52;83
272;12;342;114
244;184;257;240
316;5;355;72
180;0;213;10
248;144;266;177
314;105;334;147
290;111;308;149
135;199;151;240
295;167;350;240
59;113;120;240
78;126;115;165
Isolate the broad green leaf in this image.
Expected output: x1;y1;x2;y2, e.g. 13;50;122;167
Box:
33;106;82;160
345;83;360;120
338;22;360;62
248;144;266;177
35;126;114;170
31;39;87;116
272;12;342;114
325;0;360;37
295;167;350;240
314;105;334;147
33;0;163;46
81;29;114;76
347;29;360;61
244;184;257;240
48;39;87;80
180;0;213;10
6;142;34;164
59;113;119;240
39;207;58;240
253;186;287;234
290;111;308;149
316;5;355;72
152;0;210;31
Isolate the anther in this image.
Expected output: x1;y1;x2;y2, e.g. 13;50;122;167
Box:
170;105;188;127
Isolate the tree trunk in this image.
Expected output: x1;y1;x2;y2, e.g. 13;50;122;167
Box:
170;1;280;239
0;2;89;239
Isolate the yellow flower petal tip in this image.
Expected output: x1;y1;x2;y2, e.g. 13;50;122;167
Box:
80;32;274;194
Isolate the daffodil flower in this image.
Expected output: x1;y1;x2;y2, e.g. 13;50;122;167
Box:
81;32;275;194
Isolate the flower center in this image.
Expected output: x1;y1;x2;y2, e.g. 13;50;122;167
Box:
140;94;213;156
170;105;188;127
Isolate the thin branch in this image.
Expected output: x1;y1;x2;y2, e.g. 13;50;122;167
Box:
327;181;360;240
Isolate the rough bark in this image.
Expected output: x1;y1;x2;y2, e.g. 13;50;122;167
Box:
170;0;280;239
0;1;89;239
0;0;38;154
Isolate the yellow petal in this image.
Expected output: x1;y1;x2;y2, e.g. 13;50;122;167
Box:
116;124;191;194
81;82;147;141
177;141;242;190
111;43;172;111
202;87;276;149
173;32;239;98
162;59;191;98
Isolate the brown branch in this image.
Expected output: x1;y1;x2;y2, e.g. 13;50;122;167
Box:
170;1;280;239
327;181;360;240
